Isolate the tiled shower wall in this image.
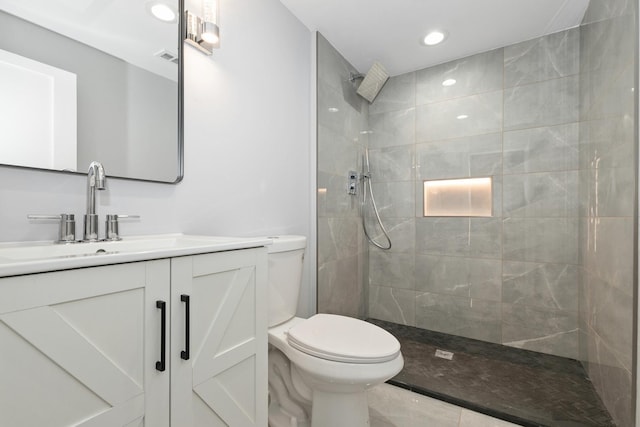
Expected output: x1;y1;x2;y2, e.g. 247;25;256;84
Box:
367;28;582;359
579;1;637;426
316;34;369;318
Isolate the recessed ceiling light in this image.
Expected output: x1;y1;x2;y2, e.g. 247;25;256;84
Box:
423;31;446;46
442;78;457;87
148;2;177;23
457;114;468;120
328;107;340;113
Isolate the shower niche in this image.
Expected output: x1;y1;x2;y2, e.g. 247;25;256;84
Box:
423;177;493;217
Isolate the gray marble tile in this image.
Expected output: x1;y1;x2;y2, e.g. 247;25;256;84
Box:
318;80;365;140
502;261;578;311
369;250;415;290
582;0;633;24
318;255;364;318
317;171;360;217
369;108;415;149
579;117;634;170
583;167;635;218
317;34;368;114
583;329;634;427
317;124;360;175
416;133;502;180
367;217;415;254
368;181;415;218
369;72;416;114
503;218;578;264
415;49;504;105
584;62;635;123
317;33;359;93
504;28;579;87
504;75;578;131
416;217;502;259
502;303;578;359
415;292;502;343
369;285;415;326
587;278;634;371
416;91;503;142
415;254;501;301
317;216;361;265
580;12;635;77
580;14;635;121
368;145;415;182
502;171;579;217
583;217;634;297
503;123;579;174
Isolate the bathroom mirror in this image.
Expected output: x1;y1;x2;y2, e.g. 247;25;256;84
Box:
0;0;183;183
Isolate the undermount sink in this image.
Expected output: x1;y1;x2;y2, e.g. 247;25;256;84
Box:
0;234;272;277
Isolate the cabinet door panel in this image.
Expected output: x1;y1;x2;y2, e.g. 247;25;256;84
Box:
171;249;267;427
0;260;170;427
2;305;143;404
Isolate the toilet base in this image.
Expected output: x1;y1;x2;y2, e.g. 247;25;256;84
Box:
269;401;311;427
310;390;370;427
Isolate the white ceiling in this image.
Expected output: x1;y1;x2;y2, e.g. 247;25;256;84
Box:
280;0;590;76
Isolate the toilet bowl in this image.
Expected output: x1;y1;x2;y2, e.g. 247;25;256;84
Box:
266;236;403;427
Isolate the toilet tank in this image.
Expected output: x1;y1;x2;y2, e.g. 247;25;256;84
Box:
267;235;306;328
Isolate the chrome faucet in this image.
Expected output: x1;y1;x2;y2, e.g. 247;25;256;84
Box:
83;161;106;241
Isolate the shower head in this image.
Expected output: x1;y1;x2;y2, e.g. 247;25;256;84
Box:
355;62;389;103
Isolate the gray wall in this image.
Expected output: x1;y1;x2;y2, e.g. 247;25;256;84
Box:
316;34;369;318
367;29;582;359
579;1;637;426
0;11;178;182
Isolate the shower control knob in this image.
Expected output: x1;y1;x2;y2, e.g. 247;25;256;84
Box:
347;170;358;195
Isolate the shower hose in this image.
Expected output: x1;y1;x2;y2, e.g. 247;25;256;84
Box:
361;150;392;250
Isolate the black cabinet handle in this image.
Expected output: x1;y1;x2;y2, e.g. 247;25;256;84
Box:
180;294;190;360
155;300;166;372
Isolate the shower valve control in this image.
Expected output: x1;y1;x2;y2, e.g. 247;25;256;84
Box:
347;171;358;195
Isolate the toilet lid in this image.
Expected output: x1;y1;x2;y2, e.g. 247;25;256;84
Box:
286;314;400;364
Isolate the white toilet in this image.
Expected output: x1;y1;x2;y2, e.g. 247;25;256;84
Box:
266;235;404;427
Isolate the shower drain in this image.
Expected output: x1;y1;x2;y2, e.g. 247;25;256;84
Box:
434;349;454;360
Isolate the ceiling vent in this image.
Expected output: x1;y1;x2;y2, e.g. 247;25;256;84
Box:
155;49;179;64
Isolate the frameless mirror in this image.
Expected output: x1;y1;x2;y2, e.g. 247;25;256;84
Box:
0;0;183;183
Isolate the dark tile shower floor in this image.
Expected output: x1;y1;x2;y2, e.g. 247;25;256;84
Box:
368;319;616;427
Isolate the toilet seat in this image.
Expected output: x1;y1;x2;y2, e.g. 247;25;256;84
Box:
286;314;400;364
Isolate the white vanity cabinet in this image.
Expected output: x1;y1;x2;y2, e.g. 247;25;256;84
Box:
0;246;268;427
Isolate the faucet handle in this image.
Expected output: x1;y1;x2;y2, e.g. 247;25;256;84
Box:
105;214;140;241
27;214;77;243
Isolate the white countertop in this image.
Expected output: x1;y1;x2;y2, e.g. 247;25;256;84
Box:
0;233;272;277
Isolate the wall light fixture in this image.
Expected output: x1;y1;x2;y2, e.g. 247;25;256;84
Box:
185;0;220;55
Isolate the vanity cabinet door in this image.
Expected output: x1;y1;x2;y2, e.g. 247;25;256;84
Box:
0;260;170;427
170;248;268;427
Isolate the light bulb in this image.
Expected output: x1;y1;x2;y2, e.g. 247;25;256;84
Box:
150;3;176;22
423;31;446;46
202;32;219;44
201;21;219;44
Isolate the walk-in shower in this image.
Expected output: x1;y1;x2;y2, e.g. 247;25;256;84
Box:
316;1;638;423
